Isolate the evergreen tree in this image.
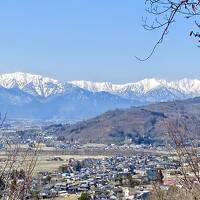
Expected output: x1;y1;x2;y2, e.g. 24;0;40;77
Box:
79;192;90;200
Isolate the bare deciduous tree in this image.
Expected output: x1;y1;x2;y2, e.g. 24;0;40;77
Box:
138;0;200;60
0;112;40;199
150;107;200;199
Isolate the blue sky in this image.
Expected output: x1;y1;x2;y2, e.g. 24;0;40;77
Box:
0;0;199;83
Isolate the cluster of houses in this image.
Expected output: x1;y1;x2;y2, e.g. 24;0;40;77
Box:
26;154;182;199
0;122;189;199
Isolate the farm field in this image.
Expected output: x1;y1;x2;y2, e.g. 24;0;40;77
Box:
55;194;78;200
35;154;106;172
0;149;107;173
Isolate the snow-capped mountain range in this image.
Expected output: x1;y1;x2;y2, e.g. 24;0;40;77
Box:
0;72;200;120
1;72;200;98
0;72;66;97
70;79;200;98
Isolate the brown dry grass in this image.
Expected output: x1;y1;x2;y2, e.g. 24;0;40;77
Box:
0;150;106;173
54;194;78;200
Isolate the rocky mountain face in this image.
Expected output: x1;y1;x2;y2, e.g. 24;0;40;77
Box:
0;72;141;120
1;72;200;120
0;72;67;97
70;78;200;102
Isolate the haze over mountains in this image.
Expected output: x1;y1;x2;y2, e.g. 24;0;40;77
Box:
54;97;200;144
1;72;200;120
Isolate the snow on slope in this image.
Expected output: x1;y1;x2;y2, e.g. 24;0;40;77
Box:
1;72;200;100
0;72;66;97
70;79;167;94
70;79;200;97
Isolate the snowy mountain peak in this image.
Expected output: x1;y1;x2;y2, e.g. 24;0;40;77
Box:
0;72;65;97
134;78;166;89
69;80;120;92
1;72;200;101
70;78;200;97
1;72;200;120
0;72;60;84
70;78;168;95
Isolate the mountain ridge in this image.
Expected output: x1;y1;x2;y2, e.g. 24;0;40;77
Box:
70;78;200;98
1;72;200;120
1;72;200;100
53;97;200;144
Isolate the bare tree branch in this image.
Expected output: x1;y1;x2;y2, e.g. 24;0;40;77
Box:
137;0;200;61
